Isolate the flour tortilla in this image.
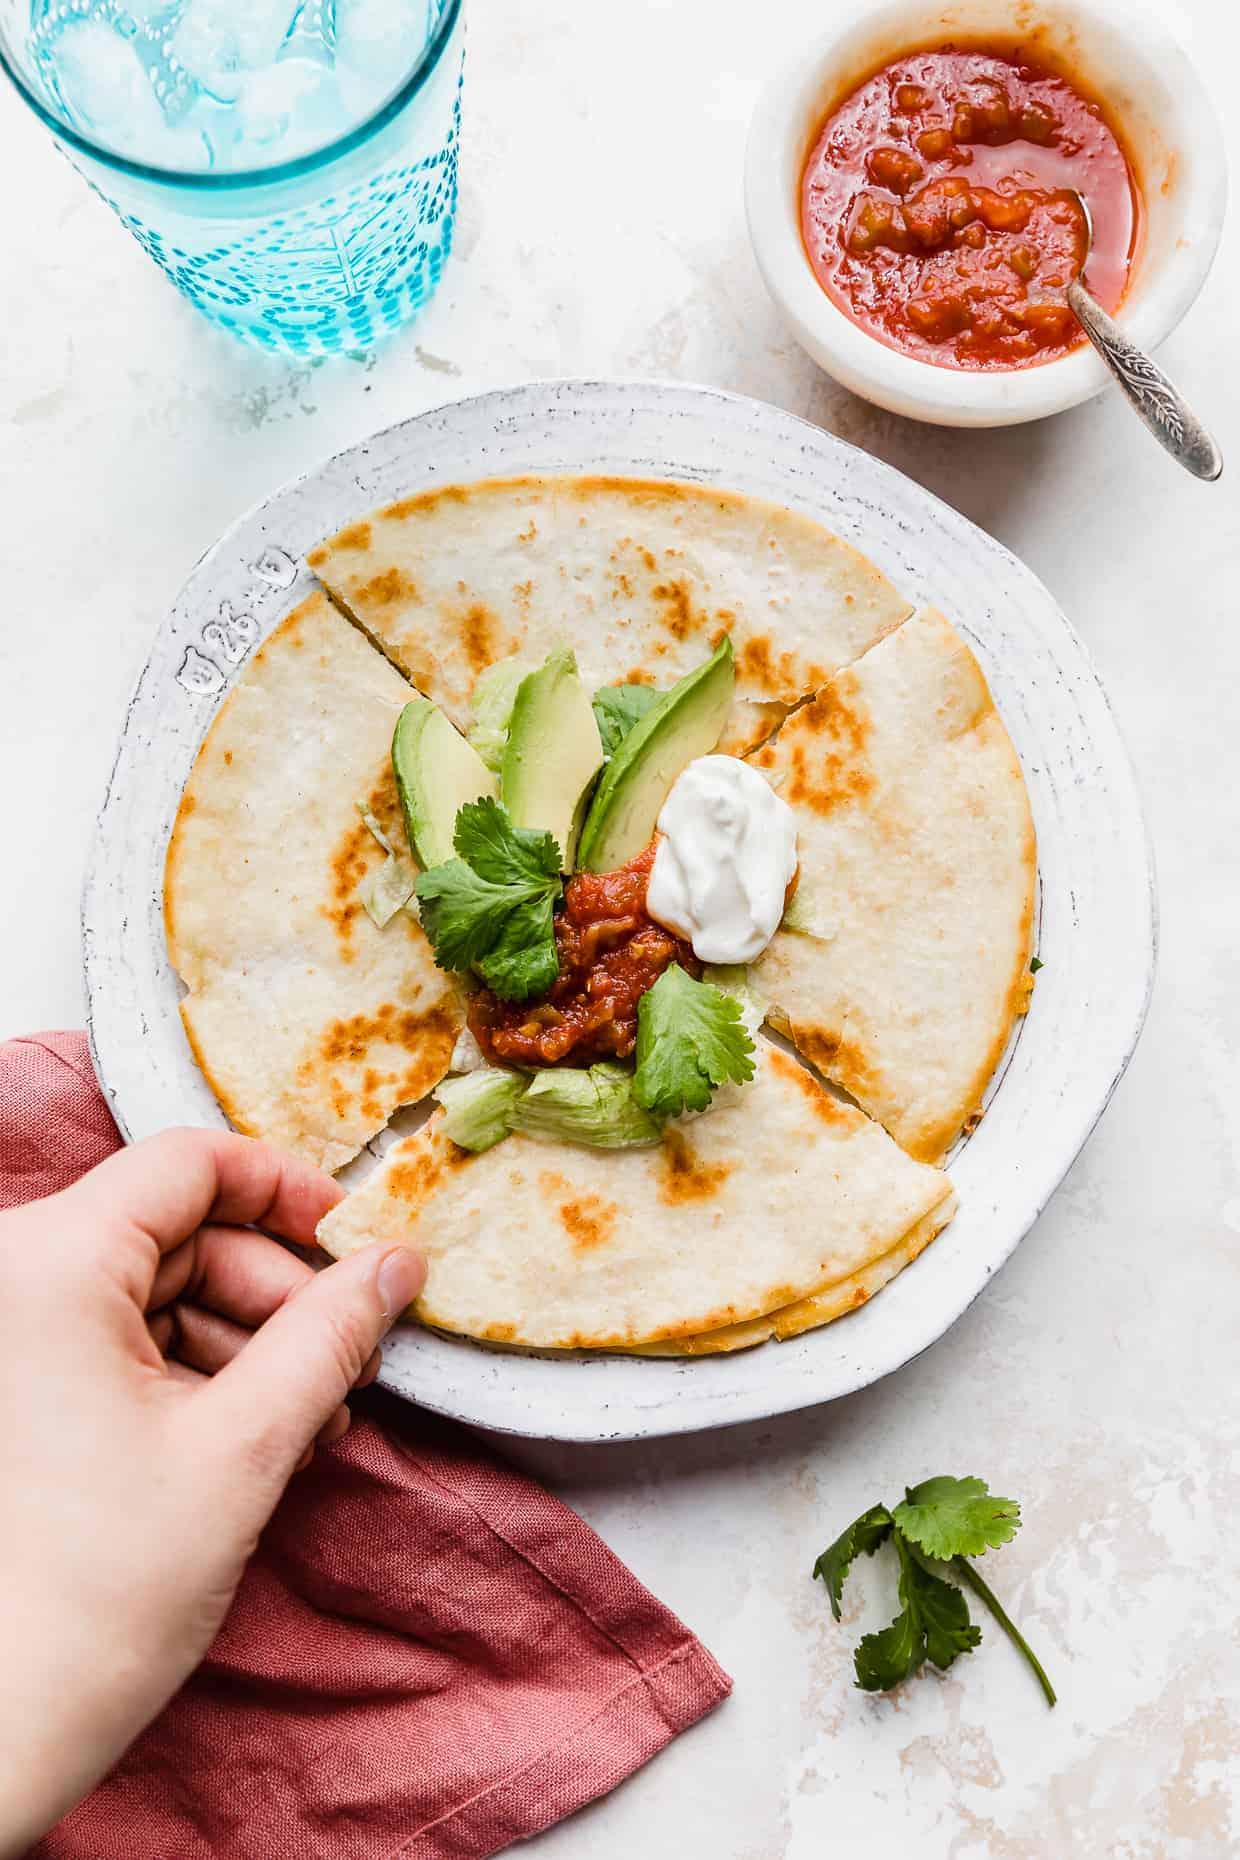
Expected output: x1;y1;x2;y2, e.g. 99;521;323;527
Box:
749;607;1036;1165
307;476;913;755
317;1045;954;1350
164;593;462;1173
623;1195;955;1355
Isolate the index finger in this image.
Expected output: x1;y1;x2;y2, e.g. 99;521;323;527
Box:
60;1127;343;1266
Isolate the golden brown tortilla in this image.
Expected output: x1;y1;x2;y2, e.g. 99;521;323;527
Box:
164;593;462;1172
307;475;913;754
316;1045;955;1351
749;607;1037;1164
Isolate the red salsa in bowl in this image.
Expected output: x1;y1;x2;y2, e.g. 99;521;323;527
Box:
801;45;1140;370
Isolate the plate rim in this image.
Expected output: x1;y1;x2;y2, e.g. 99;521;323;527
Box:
82;376;1158;1442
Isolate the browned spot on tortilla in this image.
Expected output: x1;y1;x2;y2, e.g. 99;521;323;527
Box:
381;485;470;521
357;567;417;608
623;666;655;686
461;603;498;673
778;681;873;815
558;1193;619;1253
180;793;197;816
291;995;458;1137
306;546;327;567
480;1321;517;1343
736;632;814;700
222;750;233;767
387;1149;444;1207
322;765;406;948
738;634;779;692
652;579;705;643
640;548;657;572
333;520;373;552
658;1130;732;1204
538;1170;570;1197
793;1025;877;1104
317;1000;458;1073
513;578;534;611
768;1047;854;1128
518;518;537;543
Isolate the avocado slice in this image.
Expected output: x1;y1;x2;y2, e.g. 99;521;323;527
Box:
392;697;498;869
577;637;735;873
501;648;605;870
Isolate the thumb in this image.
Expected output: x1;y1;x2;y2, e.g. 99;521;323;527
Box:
192;1242;425;1509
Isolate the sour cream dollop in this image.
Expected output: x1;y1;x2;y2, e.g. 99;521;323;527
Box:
646;755;798;965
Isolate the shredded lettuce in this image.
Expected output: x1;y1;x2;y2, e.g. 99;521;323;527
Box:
592;682;661;756
433;1068;527;1153
356;800;396;857
511;1062;664;1148
355;799;417;927
701;964;768;1042
468;656;536;773
448;1025;488;1075
359;853;417;928
780;890;836;941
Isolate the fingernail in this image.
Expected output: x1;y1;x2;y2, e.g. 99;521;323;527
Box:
377;1246;425;1321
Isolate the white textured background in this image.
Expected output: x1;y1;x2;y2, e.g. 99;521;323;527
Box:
2;1;1237;1853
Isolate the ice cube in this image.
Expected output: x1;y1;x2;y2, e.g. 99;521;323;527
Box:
335;0;425;82
170;0;300;95
227;54;343;158
43;14;210;162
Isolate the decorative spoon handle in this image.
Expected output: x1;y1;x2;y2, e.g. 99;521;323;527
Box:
1066;279;1223;482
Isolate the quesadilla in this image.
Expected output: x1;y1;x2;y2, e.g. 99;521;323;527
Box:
625;1192;955;1354
164;592;462;1172
307;475;913;755
317;1045;954;1351
749;607;1036;1164
163;469;1039;1362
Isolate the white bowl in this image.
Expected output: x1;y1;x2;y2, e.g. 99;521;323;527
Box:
745;0;1227;427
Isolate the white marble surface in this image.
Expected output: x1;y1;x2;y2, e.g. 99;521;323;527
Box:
2;0;1237;1853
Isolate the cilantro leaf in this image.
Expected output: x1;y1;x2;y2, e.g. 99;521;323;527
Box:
633;965;756;1118
414;862;534;971
453;796;562;884
592;682;661;756
854;1535;979;1691
893;1476;1021;1560
812;1505;893;1621
1030;955;1044;973
815;1478;1055;1706
474;890;560;999
414;798;563;1002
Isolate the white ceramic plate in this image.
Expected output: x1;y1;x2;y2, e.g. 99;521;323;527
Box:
83;379;1155;1443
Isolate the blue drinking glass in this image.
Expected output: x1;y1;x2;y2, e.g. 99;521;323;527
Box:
0;0;464;355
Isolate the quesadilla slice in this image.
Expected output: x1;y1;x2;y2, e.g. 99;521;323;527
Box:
750;606;1037;1165
623;1193;955;1354
317;1045;954;1351
307;475;913;756
164;593;462;1172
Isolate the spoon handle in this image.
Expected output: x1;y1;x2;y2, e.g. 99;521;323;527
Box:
1066;280;1223;482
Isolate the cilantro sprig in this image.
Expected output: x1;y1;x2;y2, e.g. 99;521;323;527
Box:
414;798;562;1002
633;964;755;1117
813;1475;1056;1706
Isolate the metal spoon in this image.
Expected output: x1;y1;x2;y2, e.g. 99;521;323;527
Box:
1064;190;1222;481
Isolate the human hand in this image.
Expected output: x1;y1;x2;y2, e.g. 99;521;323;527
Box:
0;1129;424;1856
